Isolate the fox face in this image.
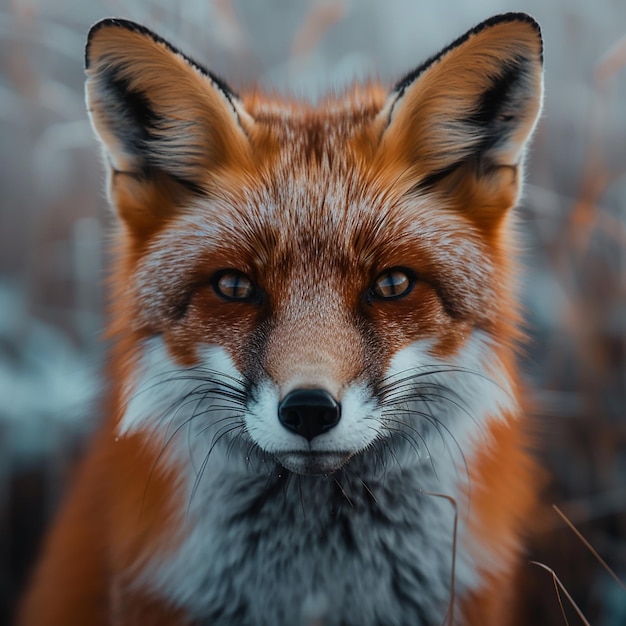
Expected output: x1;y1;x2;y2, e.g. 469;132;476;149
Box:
87;15;541;479
120;150;513;478
80;14;543;625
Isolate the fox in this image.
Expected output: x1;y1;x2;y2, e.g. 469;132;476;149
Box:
18;12;544;626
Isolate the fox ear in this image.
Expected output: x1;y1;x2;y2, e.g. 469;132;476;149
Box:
376;13;543;219
85;19;253;228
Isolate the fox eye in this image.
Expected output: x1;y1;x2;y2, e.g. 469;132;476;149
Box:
213;270;255;301
371;268;415;300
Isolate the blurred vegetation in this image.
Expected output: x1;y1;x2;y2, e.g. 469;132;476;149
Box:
0;0;624;624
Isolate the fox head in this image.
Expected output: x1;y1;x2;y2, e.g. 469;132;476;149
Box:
86;15;542;479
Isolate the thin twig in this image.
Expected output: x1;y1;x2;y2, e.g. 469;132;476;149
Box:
552;572;571;626
530;561;591;626
553;504;626;592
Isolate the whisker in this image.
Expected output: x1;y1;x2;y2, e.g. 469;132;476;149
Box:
343;466;378;504
159;386;219;448
379;437;402;474
381;408;449;452
158;365;249;388
135;366;248;405
188;423;244;516
385;406;469;487
377;364;502;390
415;398;472;489
363;425;389;475
297;475;306;517
333;476;354;508
381;421;425;458
142;405;218;518
194;413;245;438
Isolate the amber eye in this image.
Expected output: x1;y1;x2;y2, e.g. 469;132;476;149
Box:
212;270;256;301
371;268;415;300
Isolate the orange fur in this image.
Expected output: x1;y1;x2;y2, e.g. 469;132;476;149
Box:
19;13;543;626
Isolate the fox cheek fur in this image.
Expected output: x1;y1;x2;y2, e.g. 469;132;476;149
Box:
18;13;543;626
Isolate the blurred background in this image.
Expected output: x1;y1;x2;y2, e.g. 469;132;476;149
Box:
0;0;624;623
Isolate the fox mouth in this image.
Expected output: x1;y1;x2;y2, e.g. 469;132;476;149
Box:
275;451;354;475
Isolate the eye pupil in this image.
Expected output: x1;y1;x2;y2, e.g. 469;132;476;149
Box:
372;269;413;299
215;271;254;300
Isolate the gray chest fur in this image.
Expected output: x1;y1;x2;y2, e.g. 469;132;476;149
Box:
145;459;473;626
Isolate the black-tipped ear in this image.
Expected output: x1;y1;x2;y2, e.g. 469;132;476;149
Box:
376;13;543;200
85;18;253;195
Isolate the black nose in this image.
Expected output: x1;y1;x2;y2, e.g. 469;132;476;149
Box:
278;389;341;441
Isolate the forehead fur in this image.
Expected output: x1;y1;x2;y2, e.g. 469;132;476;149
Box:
130;91;494;330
